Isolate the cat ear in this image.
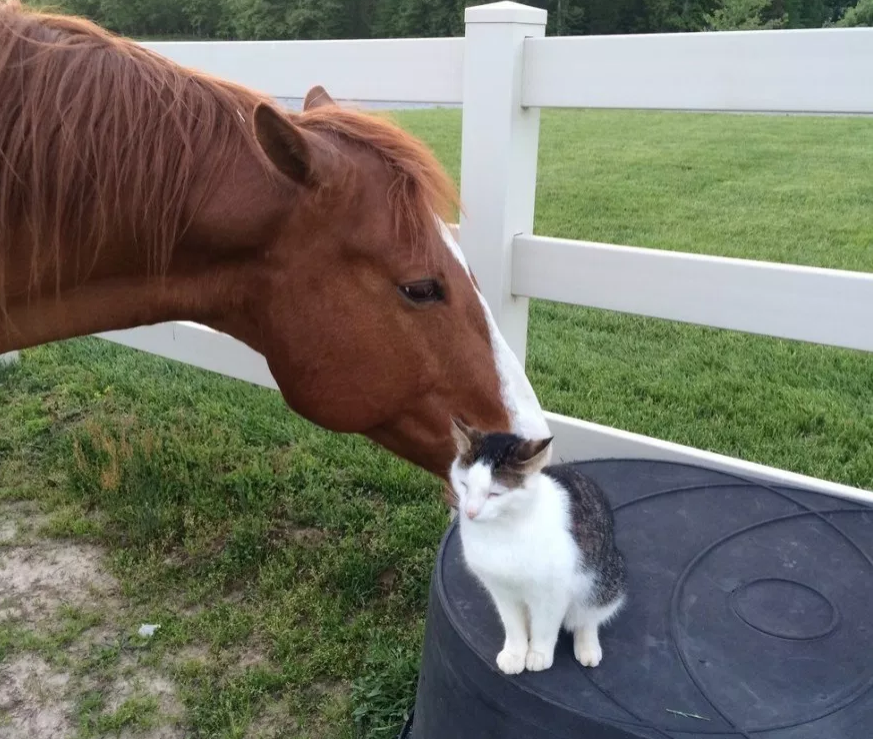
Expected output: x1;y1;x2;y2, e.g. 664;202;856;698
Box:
450;417;473;456
515;437;554;474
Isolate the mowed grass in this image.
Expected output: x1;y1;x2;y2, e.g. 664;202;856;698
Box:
2;109;873;738
1;343;443;739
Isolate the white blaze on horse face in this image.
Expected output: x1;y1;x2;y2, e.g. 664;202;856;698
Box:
437;221;551;442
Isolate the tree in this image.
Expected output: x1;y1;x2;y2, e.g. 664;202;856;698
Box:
286;0;354;39
181;0;231;37
837;0;873;24
222;0;290;39
38;0;853;40
547;0;585;35
703;0;786;29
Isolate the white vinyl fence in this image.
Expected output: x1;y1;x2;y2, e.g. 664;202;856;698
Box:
82;1;873;503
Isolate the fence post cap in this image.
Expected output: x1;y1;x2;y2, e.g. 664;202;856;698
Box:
465;1;547;25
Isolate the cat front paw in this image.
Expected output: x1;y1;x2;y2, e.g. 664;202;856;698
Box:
496;648;526;675
524;649;554;672
574;641;602;668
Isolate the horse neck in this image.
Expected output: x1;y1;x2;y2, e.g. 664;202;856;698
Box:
0;153;284;355
0;254;256;354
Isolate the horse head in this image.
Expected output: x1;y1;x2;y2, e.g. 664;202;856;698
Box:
0;0;548;479
236;87;550;477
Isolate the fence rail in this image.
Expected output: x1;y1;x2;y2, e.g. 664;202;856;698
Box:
521;28;873;113
141;38;464;103
98;322;276;390
85;2;873;502
512;235;873;352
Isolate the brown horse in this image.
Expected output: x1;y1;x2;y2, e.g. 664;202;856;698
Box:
0;2;550;478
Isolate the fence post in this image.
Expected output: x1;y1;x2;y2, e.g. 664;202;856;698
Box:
459;1;546;367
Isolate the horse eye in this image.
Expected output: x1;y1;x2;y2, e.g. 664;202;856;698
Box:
399;279;444;304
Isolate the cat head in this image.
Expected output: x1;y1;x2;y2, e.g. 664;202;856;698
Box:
448;417;553;522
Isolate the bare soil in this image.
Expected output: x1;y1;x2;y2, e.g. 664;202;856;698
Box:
0;504;184;739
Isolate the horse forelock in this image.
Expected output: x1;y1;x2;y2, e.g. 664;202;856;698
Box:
0;3;267;310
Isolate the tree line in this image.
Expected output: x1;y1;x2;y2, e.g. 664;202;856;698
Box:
37;0;873;40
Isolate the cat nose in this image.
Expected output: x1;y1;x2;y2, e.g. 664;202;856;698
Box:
465;506;479;520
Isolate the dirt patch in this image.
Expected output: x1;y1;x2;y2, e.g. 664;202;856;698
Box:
0;502;49;545
265;523;327;548
245;700;299;739
0;519;17;544
117;727;183;739
290;527;327;546
0;655;186;739
106;668;183;717
377;566;398;594
0;502;111;624
174;644;211;665
310;680;350;701
0;507;186;738
0;541;118;623
0;655;72;739
66;624;121;662
236;646;269;671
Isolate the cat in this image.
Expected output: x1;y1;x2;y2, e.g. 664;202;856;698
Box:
448;418;627;675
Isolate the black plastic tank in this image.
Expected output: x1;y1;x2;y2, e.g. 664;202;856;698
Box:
402;459;873;739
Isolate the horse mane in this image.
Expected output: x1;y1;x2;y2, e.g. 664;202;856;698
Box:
0;1;266;307
296;106;459;249
0;0;458;311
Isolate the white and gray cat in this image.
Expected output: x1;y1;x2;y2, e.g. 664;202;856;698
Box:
448;418;627;675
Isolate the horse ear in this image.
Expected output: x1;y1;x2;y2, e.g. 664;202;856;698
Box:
253;103;313;186
303;85;336;110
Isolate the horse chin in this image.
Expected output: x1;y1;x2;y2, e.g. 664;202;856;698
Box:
363;422;453;480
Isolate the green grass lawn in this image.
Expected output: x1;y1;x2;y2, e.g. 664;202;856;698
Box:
2;109;872;738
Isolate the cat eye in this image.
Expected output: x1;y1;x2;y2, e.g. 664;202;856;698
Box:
399;279;445;305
